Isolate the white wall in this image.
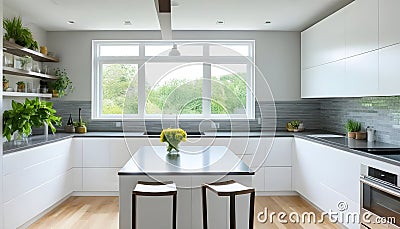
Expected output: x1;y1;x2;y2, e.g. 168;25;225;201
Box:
47;30;301;101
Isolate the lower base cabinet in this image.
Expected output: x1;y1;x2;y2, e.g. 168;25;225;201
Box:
2;139;73;229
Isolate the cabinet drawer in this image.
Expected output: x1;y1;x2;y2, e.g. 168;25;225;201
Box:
82;168;119;191
82;138;131;168
265;167;292;192
264;138;292;166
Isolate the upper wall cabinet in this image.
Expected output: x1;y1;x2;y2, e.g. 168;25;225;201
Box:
301;0;399;98
379;0;400;48
344;0;378;57
301;9;345;69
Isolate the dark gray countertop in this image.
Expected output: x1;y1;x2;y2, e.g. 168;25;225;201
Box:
295;131;400;166
3;130;400;167
118;146;254;175
3;133;74;155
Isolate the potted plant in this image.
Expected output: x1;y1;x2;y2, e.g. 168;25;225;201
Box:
52;68;73;97
3;76;9;91
16;81;25;92
345;119;361;139
286;120;304;132
74;108;87;133
3;16;36;49
160;128;187;153
3;98;62;144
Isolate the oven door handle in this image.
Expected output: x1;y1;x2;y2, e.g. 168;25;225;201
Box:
360;176;400;198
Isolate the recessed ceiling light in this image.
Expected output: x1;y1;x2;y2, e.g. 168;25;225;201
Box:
123;20;133;25
265;21;271;24
216;20;224;25
67;20;75;24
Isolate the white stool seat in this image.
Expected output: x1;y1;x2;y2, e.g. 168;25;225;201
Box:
205;181;254;196
134;183;177;193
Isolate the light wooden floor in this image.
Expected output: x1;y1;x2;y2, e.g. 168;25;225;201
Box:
28;196;342;229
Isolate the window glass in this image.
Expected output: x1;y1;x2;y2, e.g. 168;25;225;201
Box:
145;63;203;114
211;64;247;114
101;64;138;115
100;45;139;56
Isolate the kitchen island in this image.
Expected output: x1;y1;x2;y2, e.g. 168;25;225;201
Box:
118;146;254;229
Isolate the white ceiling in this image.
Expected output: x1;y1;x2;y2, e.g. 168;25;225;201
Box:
4;0;353;32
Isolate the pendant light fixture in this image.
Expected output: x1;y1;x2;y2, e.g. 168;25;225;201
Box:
169;43;181;56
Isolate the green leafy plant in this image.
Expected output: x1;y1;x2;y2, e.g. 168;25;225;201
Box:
20;55;32;68
3;16;36;48
74;120;86;127
288;120;301;129
344;119;361;132
3;98;62;142
53;68;73;97
3;76;9;83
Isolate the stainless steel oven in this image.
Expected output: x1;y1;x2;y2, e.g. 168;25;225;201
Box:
360;165;400;229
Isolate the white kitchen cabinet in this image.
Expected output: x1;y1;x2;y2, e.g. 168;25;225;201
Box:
264;138;292;166
2;139;73;229
345;50;379;96
264;167;291;192
301;8;345;69
301;60;346;98
83;168;120;191
379;0;400;48
82;138;131;168
379;44;400;95
344;0;378;57
293;138;361;229
252;167;265;191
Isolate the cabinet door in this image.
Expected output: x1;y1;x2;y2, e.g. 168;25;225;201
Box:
264;137;292;166
82;138;131;168
264;167;291;192
379;44;400;95
301;60;346;98
379;0;400;48
301;8;345;69
82;168;120;191
345;0;378;57
252;167;265;192
345;50;379;96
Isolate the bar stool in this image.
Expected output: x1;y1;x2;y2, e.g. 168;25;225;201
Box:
132;181;177;229
202;180;255;229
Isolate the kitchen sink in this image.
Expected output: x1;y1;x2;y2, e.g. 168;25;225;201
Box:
307;134;345;138
143;131;205;136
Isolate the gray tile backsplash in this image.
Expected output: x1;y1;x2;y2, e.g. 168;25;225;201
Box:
320;97;400;145
52;97;400;145
52;100;321;133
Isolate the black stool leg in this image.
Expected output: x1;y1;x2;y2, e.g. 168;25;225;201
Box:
202;186;208;229
132;194;136;229
173;193;177;229
249;191;255;229
230;193;236;229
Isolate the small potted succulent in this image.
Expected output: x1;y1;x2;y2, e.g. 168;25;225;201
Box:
345;119;361;139
160;128;187;153
74;108;87;133
52;68;73;98
286;120;304;132
3;76;9;91
16;81;25;92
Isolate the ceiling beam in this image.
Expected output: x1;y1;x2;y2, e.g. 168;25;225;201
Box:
154;0;172;40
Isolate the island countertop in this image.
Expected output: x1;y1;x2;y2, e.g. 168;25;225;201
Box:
118;146;254;176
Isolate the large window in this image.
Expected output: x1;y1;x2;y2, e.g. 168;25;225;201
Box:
92;40;255;120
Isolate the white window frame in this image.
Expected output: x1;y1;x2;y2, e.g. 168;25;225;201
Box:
92;40;255;120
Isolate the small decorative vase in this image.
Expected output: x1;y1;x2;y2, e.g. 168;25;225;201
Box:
3;82;9;91
13;130;29;145
52;90;59;98
75;125;87;134
167;139;181;154
65;125;75;133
